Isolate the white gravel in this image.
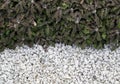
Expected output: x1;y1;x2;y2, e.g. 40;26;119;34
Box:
0;43;120;84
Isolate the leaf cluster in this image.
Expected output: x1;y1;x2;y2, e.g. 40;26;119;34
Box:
0;0;120;51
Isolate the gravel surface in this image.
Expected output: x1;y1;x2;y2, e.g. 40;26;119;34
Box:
0;44;120;84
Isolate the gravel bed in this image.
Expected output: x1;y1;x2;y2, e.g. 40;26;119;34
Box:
0;44;120;84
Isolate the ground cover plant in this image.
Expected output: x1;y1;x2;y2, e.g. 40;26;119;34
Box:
0;0;120;51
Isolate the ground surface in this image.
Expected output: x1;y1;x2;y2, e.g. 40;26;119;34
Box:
0;44;120;84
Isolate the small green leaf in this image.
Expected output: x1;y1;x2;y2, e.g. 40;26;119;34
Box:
62;3;69;9
45;26;50;36
28;28;32;39
86;39;92;45
98;42;103;49
102;33;106;39
67;17;74;22
6;30;10;35
96;32;101;41
81;42;86;49
117;21;120;29
83;28;90;34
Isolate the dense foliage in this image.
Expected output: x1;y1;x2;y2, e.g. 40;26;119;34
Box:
0;0;120;51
